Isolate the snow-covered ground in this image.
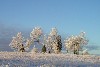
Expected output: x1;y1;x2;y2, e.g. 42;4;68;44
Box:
0;52;100;67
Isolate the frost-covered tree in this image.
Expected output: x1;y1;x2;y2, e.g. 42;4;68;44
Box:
9;32;34;52
48;28;62;53
9;32;25;52
64;32;88;55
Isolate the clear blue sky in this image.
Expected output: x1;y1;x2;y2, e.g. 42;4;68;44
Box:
0;0;100;54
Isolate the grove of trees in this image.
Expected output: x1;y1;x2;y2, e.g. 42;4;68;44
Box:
9;27;88;55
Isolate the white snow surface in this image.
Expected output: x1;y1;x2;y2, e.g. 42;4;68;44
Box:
0;52;100;67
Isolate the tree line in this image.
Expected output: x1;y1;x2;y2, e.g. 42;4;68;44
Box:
9;27;89;55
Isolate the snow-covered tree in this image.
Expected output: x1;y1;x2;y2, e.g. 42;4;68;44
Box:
9;32;25;52
64;32;88;55
48;28;62;53
9;32;34;52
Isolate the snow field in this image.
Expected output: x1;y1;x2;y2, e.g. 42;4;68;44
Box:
0;52;100;67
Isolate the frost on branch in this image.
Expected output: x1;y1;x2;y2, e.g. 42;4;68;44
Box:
64;32;88;55
9;32;25;52
30;27;42;41
49;28;58;37
25;39;33;48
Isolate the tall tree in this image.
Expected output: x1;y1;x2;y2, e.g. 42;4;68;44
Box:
49;28;62;53
56;35;62;52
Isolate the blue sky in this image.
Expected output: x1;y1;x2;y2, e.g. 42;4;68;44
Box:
0;0;100;54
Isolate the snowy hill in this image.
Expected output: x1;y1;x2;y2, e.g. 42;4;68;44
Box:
0;52;100;67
